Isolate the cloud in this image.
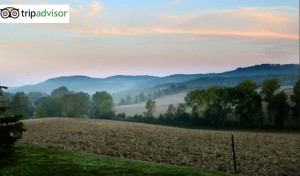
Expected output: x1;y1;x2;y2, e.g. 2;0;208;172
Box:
0;42;32;48
89;1;102;14
152;28;298;40
72;1;102;16
69;27;298;40
32;3;299;40
156;7;298;39
169;0;184;7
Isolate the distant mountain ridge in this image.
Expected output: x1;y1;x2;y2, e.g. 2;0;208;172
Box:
220;64;299;77
7;64;299;94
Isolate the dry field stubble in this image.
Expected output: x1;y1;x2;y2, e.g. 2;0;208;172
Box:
19;118;300;176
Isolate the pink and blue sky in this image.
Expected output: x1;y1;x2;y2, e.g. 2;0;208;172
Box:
0;0;299;86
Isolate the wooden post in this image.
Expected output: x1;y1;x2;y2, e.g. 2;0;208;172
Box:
231;134;237;174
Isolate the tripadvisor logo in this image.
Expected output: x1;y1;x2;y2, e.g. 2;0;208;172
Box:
0;7;68;19
0;5;69;23
0;7;20;19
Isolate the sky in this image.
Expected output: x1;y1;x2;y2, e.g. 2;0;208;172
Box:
0;0;299;87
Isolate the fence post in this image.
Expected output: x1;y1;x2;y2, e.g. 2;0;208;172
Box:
231;134;237;174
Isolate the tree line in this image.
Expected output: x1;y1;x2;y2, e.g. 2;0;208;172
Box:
185;78;298;129
1;78;299;130
124;79;299;130
118;84;186;105
2;86;114;119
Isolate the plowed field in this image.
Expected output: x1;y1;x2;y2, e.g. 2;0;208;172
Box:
19;118;300;175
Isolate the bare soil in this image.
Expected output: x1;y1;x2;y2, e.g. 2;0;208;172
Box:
19;118;300;176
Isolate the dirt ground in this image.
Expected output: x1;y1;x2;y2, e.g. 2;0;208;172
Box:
19;118;300;176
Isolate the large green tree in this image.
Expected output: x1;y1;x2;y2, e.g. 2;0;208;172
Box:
290;79;299;129
273;91;290;128
185;89;206;118
62;92;90;118
185;87;233;126
261;78;280;122
144;100;156;118
0;86;26;158
91;91;114;119
175;103;190;122
261;78;290;128
36;96;64;117
203;87;233;126
233;80;263;128
47;97;64;117
10;92;33;118
51;86;69;97
166;104;176;119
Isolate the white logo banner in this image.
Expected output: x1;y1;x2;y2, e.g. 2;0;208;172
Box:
0;5;69;23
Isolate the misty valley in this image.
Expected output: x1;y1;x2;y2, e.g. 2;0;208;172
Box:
1;64;299;175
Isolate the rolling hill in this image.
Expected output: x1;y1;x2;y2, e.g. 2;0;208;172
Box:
7;64;299;94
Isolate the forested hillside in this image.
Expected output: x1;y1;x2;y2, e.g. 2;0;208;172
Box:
7;64;299;95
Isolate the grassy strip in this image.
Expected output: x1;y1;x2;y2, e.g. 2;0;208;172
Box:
0;145;233;176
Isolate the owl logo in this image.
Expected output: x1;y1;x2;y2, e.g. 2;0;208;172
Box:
0;7;20;19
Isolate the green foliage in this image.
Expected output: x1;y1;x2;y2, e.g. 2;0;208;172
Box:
185;89;206;117
62;92;90;118
10;92;33;118
0;86;26;158
165;104;176;120
27;92;47;106
176;103;186;116
116;113;126;119
35;90;91;118
0;146;231;176
261;78;280;122
273;91;290;128
91;91;114;119
144;100;156;118
261;79;290;128
185;87;233;126
0;86;8;113
290;79;299;127
1;78;297;130
204;87;233;126
234;80;263;128
0;116;25;158
35;106;47;118
46;97;64;117
174;103;190;122
261;78;280;101
51;86;69;97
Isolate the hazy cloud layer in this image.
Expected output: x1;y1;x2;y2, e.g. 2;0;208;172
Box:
62;3;298;40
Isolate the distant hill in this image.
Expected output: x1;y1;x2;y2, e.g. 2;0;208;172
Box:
8;75;158;94
7;64;299;94
219;64;299;77
184;74;298;89
183;64;299;89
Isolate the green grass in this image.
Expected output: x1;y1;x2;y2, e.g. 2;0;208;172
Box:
0;145;233;176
